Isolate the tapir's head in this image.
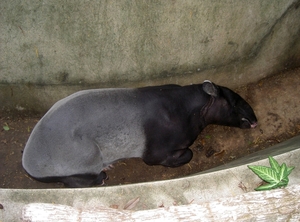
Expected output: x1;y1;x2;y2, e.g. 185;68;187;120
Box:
202;80;257;129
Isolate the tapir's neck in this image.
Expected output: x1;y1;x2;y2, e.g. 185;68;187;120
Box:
180;85;215;132
197;95;215;129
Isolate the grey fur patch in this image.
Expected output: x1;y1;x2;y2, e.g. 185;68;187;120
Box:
22;88;145;177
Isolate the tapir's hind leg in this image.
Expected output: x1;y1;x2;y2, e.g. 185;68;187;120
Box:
60;171;108;188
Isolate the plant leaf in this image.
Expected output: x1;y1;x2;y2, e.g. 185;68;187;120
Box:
268;156;280;173
249;156;295;191
279;163;287;181
281;176;289;183
255;183;278;191
3;125;10;131
286;166;295;177
277;180;288;188
248;165;280;184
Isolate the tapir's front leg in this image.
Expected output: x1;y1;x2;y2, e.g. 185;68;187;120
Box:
160;148;193;167
143;148;193;168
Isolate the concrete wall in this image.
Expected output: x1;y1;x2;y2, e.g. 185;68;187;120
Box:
1;0;300;113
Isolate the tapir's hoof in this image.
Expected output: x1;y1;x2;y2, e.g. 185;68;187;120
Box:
98;171;109;186
102;175;109;185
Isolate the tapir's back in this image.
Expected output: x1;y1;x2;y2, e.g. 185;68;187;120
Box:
22;88;146;178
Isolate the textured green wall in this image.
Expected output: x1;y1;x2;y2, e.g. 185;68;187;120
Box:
1;0;300;112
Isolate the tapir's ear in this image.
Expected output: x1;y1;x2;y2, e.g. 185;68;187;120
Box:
202;80;218;97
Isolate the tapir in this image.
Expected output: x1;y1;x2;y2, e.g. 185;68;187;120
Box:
22;80;257;187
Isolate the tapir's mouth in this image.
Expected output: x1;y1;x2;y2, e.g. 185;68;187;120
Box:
242;118;257;128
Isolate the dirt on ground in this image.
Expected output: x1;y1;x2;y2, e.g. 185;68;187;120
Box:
1;68;300;189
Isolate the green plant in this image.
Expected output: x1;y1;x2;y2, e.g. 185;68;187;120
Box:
248;156;294;191
3;123;10;131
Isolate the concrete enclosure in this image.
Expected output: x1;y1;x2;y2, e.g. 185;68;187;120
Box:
1;0;300;112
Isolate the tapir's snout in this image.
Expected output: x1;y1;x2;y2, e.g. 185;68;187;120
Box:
241;117;258;129
251;121;258;128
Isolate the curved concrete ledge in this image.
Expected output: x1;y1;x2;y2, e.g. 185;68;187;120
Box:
1;136;300;221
